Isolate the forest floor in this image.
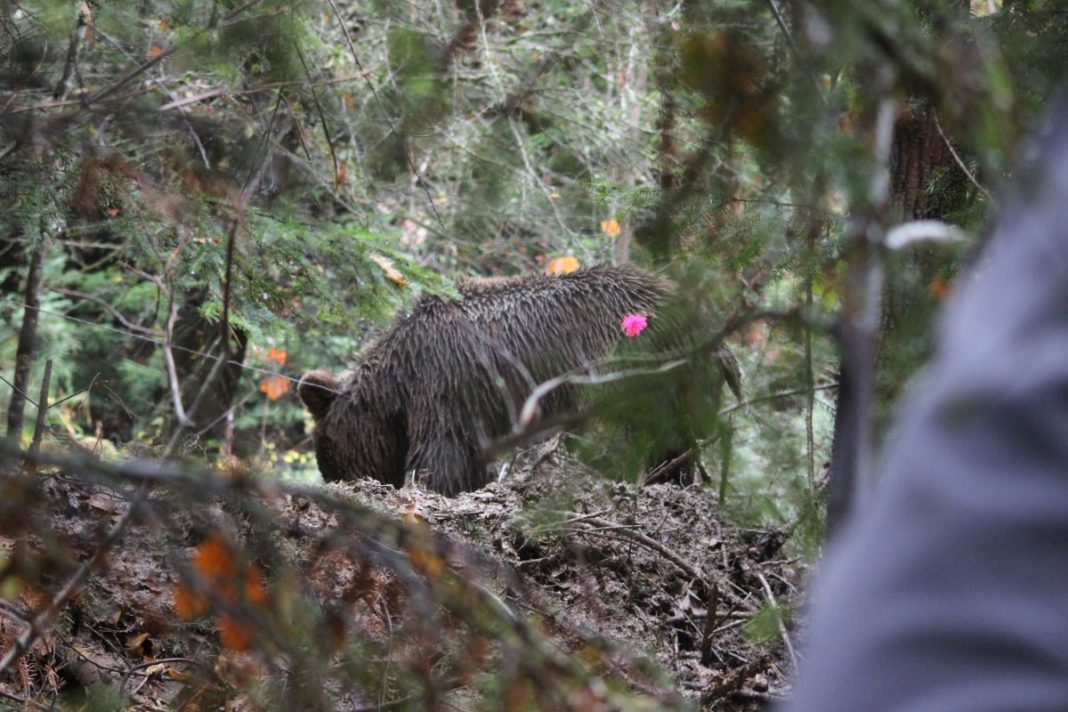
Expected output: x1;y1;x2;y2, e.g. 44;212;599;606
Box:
0;442;802;710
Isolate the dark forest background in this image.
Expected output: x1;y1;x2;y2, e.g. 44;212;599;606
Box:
2;0;1067;709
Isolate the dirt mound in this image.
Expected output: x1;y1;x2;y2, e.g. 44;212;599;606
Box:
0;445;801;709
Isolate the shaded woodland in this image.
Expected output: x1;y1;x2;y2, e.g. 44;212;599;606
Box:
1;0;1067;709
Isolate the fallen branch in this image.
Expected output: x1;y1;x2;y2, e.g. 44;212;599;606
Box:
758;572;799;669
701;654;774;705
576;516;756;612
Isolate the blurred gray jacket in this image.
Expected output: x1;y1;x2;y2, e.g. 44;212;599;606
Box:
786;110;1068;711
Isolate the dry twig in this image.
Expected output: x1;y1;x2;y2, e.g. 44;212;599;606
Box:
758;572;799;669
701;654;774;705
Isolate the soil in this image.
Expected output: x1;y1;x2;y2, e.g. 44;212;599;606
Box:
0;443;803;710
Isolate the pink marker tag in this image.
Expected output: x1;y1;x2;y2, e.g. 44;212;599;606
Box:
621;313;648;337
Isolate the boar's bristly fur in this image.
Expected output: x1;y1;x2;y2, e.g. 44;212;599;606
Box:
299;264;670;495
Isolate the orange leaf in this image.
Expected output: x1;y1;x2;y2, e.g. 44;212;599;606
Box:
174;584;209;620
600;218;621;237
407;544;446;580
930;278;951;300
545;256;580;275
259;375;291;401
369;253;408;286
194;534;235;579
244;566;269;606
218;615;255;651
266;348;287;365
149;46;162;59
180;534;272;651
105;208;120;217
405;527;446;580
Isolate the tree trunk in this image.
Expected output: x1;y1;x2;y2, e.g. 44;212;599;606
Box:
170;290;248;448
6;239;45;440
879;102;970;414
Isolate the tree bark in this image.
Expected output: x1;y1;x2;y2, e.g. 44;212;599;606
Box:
6;239;45;440
170;289;248;447
890;105;966;221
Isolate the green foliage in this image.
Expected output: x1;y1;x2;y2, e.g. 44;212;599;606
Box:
4;0;1068;707
2;0;1067;534
743;603;789;648
81;681;128;712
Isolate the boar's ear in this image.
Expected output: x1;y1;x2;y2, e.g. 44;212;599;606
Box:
298;370;340;420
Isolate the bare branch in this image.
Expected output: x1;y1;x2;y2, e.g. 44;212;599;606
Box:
757;572;799;669
162;298;190;428
325;0;447;233
53;3;91;101
719;382;838;416
934;112;994;204
25;358;52;474
50;287;157;336
518;356;689;430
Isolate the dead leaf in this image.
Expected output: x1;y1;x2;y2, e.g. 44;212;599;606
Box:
125;631;149;652
931;278;951;300
369;253;408;286
600;218;621;237
174;584;208;620
546;256;580;275
218;615;254;651
176;534;271;651
194;534;235;580
259;375;290;401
